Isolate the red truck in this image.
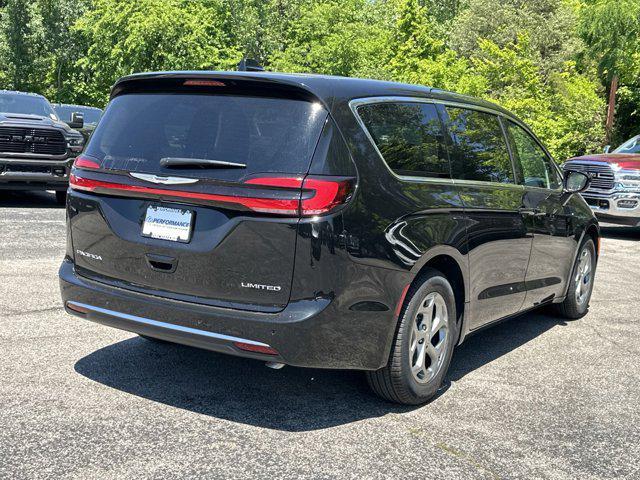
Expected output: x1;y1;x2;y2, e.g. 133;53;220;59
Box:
564;135;640;226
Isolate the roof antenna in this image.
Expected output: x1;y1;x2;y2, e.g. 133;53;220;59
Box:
237;58;265;72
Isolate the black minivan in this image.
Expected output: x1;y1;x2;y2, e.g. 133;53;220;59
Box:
59;71;598;404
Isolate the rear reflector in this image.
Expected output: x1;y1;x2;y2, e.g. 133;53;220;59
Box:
395;284;411;318
233;342;279;356
66;302;89;314
73;156;101;169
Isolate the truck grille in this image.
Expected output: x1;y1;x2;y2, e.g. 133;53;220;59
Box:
0;126;66;156
563;161;615;192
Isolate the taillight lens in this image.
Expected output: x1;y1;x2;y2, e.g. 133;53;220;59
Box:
73;155;101;169
247;175;354;217
300;177;354;216
70;173;354;217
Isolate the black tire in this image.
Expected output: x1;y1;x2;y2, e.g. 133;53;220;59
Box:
554;238;596;319
138;334;171;344
55;190;67;205
366;268;458;405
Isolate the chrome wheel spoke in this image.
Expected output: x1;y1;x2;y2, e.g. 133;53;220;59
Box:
574;248;593;306
431;308;447;336
409;291;449;384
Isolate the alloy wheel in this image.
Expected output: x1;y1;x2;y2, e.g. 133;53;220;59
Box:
574;248;593;306
409;291;449;384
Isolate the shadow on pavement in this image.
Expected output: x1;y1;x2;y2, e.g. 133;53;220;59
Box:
0;190;62;208
75;310;566;431
447;311;565;382
599;224;640;241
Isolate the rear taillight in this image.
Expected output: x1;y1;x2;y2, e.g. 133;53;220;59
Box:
246;176;355;217
73;155;101;169
300;177;354;216
70;173;354;217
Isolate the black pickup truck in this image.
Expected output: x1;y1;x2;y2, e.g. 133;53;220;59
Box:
0;90;85;203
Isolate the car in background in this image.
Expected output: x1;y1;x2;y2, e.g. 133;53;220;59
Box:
0;90;85;204
564;135;640;226
53;104;102;140
60;71;598;405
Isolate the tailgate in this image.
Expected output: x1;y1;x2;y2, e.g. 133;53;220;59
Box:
68;83;328;311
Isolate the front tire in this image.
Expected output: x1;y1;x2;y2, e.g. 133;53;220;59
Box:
554;238;596;319
367;269;457;405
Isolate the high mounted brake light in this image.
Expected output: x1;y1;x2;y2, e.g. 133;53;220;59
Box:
183;80;226;87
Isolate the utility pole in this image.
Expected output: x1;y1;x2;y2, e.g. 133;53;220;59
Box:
605;74;618;144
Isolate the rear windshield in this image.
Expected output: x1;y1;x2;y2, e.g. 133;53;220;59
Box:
84;93;328;181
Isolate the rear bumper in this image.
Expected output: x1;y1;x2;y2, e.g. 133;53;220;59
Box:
59;259;396;370
582;191;640;226
0;157;73;191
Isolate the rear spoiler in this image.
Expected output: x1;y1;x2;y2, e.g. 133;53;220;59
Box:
110;71;327;109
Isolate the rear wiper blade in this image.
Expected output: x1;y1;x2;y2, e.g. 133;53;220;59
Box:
160;157;247;169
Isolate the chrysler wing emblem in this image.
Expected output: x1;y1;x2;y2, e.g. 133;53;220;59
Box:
130;172;199;185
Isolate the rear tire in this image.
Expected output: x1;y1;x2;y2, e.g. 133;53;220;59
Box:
55;190;67;205
366;269;457;405
554;238;596;319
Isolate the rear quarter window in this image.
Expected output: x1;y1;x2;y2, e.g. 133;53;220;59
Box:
358;102;450;178
84;93;328;181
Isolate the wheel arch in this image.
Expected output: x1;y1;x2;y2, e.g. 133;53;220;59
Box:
407;247;468;338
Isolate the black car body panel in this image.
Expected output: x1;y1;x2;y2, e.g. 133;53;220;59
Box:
59;71;599;370
0;91;84;191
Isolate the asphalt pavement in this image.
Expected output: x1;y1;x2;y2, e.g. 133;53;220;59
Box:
0;189;638;479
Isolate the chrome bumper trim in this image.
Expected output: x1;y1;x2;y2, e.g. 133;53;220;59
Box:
583;191;640;219
66;301;271;347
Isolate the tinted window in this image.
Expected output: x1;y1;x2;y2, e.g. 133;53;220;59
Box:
84;93;328;181
55;105;102;124
358;102;449;178
0;93;57;119
506;121;561;189
614;135;640;154
446;107;514;184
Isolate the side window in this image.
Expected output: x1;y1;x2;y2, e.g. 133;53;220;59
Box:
506;121;562;189
358;102;450;178
445;107;514;184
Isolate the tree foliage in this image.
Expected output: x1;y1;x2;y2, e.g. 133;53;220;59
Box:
0;0;634;159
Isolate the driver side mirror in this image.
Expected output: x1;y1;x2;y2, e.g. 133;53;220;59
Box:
603;145;611;154
563;170;590;194
68;112;84;130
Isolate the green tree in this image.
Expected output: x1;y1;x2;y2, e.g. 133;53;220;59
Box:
386;0;482;93
578;0;640;142
470;36;604;160
38;0;90;103
268;0;391;78
450;0;584;75
0;0;43;91
73;0;240;105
